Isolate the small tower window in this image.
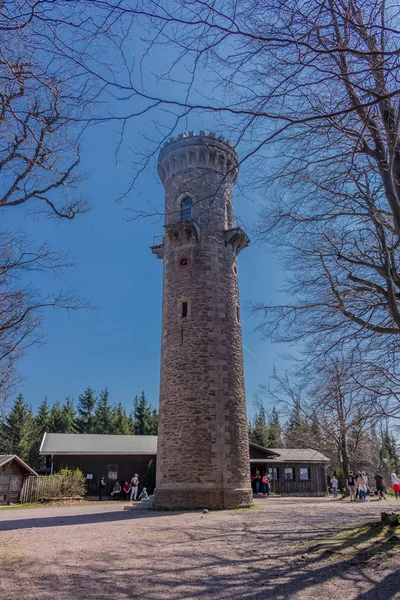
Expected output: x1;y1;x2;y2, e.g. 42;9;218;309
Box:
182;301;188;318
180;196;193;221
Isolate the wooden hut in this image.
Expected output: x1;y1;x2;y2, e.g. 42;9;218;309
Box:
249;444;330;496
40;433;157;497
0;455;37;504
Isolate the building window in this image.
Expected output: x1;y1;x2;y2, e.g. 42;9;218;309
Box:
180;196;192;221
182;301;188;318
268;467;279;480
236;305;240;322
299;468;310;481
177;255;191;269
284;467;294;481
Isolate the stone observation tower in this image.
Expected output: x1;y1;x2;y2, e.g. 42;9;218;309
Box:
151;131;252;509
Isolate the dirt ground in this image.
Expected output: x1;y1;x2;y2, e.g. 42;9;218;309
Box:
1;496;400;599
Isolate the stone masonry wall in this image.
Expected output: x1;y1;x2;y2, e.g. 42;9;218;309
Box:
154;134;252;509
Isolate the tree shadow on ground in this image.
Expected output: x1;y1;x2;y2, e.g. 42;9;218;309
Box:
0;507;179;531
2;517;399;599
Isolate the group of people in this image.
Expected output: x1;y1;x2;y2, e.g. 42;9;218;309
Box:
330;470;400;501
98;474;149;502
251;469;271;496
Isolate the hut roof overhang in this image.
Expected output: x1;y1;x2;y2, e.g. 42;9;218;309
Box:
40;433;158;456
250;448;330;464
0;454;38;475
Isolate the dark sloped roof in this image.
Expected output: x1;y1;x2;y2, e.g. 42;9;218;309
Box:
267;448;330;463
249;442;281;457
0;454;37;475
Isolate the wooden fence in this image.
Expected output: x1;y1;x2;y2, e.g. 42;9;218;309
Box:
20;475;71;503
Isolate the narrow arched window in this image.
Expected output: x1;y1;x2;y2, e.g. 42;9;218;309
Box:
180;196;192;221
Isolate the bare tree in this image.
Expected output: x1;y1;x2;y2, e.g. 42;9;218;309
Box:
100;1;400;385
264;352;389;474
5;2;400;408
0;3;103;407
46;1;400;373
0;231;88;413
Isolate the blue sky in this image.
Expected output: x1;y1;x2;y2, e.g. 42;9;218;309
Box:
3;24;294;419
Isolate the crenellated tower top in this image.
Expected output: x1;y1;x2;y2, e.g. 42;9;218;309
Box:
158;131;239;185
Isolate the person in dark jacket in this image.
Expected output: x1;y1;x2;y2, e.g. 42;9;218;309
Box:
254;469;261;494
375;471;386;500
99;476;106;501
346;471;356;502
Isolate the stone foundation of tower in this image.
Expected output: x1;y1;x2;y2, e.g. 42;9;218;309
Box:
154;488;253;510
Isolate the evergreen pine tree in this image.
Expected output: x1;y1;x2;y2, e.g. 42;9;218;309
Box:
94;388;114;434
285;399;309;448
381;428;400;474
150;407;158;435
286;399;303;433
76;387;97;434
49;403;64;432
249;404;270;448
112;403;132;435
133;391;156;435
60;398;76;433
36;397;50;429
0;394;36;462
31;398;51;467
267;407;282;447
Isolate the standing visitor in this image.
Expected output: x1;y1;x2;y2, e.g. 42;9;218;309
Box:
98;476;106;501
254;469;261;494
346;471;357;502
130;474;140;501
356;472;368;502
391;473;400;499
330;475;339;498
123;480;131;501
262;473;270;497
374;471;386;500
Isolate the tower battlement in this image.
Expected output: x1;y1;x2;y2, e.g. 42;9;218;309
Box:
158;131;239;185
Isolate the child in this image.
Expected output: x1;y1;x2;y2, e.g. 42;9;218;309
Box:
139;487;149;500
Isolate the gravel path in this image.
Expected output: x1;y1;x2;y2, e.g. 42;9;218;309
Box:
1;497;400;599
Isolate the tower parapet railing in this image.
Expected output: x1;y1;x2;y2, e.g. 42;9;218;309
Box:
234;216;248;233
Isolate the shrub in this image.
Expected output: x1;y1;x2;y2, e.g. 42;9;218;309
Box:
57;468;87;498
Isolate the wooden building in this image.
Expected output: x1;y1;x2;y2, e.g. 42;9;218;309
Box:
40;433;157;496
0;455;38;504
249;444;330;496
40;434;329;497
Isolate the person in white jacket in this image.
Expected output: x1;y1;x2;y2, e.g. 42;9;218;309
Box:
391;473;400;499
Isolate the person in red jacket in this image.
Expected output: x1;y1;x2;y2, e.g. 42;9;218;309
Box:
262;474;270;497
123;480;131;500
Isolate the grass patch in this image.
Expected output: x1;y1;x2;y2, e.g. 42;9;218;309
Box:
233;504;265;511
306;520;400;566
